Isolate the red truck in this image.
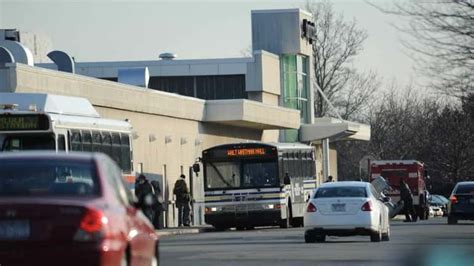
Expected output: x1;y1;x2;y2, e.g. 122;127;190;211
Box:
370;160;430;220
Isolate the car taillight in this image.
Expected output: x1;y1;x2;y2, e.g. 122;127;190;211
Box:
306;202;317;213
80;209;107;233
74;208;108;242
361;201;373;211
450;195;458;204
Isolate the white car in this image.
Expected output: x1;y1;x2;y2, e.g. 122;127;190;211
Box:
304;181;390;243
430;205;444;217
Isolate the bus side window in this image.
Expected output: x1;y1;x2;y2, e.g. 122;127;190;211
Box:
310;154;316;177
92;131;101;152
101;132;112;158
120;134;131;173
278;157;284;183
296;152;302;178
111;133;121;166
288;153;295;178
82;131;92;152
70;130;82;151
57;134;66;151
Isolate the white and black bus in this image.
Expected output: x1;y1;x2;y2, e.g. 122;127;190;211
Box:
202;142;316;230
0;93;135;187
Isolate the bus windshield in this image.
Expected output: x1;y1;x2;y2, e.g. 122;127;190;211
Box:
205;160;278;189
242;161;278;188
1;134;55;151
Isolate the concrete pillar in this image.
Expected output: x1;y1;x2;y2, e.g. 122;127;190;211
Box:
322;138;330;182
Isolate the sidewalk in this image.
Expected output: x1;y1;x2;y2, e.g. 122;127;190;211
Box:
155;225;214;237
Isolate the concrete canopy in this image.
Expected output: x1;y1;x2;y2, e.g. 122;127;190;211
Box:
300;117;371;142
204;99;300;130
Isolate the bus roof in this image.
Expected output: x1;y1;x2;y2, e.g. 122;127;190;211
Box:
204;141;313;152
50;113;132;132
0;93;100;118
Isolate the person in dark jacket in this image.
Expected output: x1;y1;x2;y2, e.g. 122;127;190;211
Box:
400;178;417;222
150;180;164;229
325;175;334;183
173;174;191;227
134;174;156;223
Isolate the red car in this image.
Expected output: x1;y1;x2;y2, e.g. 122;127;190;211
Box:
0;152;158;266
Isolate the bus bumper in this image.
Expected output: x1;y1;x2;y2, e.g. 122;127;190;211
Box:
205;209;281;228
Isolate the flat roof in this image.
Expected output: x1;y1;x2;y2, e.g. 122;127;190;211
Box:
251;8;312;17
300;117;370;142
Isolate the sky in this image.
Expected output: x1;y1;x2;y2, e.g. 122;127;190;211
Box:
0;0;418;88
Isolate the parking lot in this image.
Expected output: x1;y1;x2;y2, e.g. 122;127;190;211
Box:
159;217;474;266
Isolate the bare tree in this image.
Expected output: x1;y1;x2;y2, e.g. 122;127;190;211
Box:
305;0;378;118
331;71;380;120
370;0;474;98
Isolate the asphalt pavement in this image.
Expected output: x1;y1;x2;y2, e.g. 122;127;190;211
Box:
158;217;474;266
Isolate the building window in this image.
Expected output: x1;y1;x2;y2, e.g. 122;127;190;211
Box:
281;54;310;142
149;76;194;97
147;75;246;100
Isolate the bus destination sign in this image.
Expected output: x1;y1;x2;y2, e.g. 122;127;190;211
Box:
0;115;49;131
227;148;266;157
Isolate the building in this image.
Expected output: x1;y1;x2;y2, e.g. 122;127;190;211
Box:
0;9;370;227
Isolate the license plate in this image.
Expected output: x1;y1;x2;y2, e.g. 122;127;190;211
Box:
332;204;346;212
0;220;30;240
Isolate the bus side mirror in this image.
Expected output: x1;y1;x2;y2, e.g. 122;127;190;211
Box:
193;163;200;174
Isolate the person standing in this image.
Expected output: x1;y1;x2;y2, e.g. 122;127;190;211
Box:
150;180;164;229
134;174;156;223
173;174;191;227
325;175;334;183
283;172;291;185
400;178;417;222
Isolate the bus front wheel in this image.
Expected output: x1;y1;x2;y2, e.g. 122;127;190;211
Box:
280;206;291;228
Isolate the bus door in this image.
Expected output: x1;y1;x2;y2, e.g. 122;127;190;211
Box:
290;176;305;217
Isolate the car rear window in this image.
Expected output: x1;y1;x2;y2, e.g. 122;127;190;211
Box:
0;159;100;197
314;186;367;198
455;184;474;194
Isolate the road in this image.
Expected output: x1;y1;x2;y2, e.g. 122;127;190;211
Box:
159;217;474;266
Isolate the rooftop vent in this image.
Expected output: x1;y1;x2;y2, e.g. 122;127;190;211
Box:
159;52;177;60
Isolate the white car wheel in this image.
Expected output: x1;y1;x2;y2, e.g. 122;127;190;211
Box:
370;218;382;242
382;226;390;241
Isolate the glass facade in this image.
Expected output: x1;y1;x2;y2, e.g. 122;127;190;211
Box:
281;54;310;142
101;75;247;100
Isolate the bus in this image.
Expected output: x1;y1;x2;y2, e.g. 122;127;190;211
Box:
0;93;135;187
202;142;316;230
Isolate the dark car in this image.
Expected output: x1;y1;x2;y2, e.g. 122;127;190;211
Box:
0;152;158;266
447;181;474;224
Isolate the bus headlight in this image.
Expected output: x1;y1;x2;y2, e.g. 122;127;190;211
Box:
205;207;222;213
264;204;281;210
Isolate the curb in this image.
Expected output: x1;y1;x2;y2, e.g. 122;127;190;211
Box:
156;227;213;237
